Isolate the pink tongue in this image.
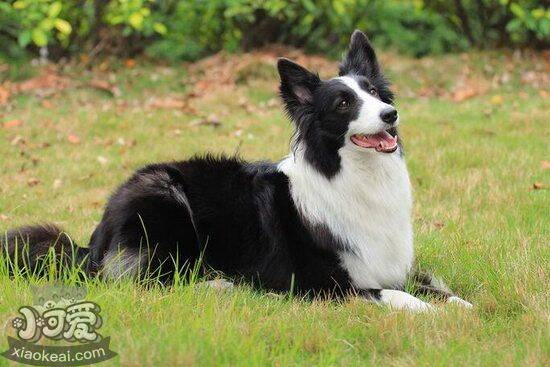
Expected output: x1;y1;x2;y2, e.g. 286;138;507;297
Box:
352;131;397;152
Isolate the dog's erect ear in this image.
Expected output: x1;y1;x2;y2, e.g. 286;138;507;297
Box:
339;30;381;78
277;58;320;111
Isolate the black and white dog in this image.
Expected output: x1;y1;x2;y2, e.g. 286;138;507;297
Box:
3;31;472;311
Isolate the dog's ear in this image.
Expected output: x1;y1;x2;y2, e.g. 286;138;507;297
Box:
277;58;320;115
340;30;394;104
339;30;381;78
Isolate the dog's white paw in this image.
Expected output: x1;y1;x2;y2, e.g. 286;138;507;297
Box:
380;290;434;312
447;296;473;308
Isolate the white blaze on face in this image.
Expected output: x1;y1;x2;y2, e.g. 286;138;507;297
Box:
336;76;397;135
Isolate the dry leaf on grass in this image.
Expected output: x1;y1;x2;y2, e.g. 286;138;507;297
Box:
67;134;81;144
53;178;63;189
10;135;25;146
0;85;10;105
147;96;198;114
3;119;23;128
97;156;108;165
189;114;222;128
433;221;445;230
541;161;550;170
116;137;137;147
15;68;70;94
148;96;186;109
125;59;136;68
452;87;478;102
89;79;121;97
27;178;41;187
41;100;53;109
0;214;8;221
533;182;544;190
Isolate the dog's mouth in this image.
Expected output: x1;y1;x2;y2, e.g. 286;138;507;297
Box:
350;131;398;153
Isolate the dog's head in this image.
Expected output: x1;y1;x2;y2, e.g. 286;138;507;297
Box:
278;30;399;178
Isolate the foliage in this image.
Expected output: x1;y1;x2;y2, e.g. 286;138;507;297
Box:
147;0;468;60
0;0;548;62
424;0;549;49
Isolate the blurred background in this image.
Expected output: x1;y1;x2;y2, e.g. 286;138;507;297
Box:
0;0;548;67
0;0;547;232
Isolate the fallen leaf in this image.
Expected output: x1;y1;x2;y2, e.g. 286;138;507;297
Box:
452;87;478;102
433;221;444;229
533;182;544;190
0;214;8;221
125;59;136;68
67;134;81;144
0;86;10;105
10;135;25;146
3;119;23;128
541;161;550;170
27;178;41;187
189;114;222;128
97;156;108;165
238;97;248;106
115;138;136;150
15;68;70;94
148;96;187;109
90;79;121;97
41;99;53;108
93;137;113;146
53;178;63;189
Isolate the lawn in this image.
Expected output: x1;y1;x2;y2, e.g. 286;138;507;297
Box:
0;49;548;366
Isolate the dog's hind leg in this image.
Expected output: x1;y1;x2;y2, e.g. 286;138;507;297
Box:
358;289;434;312
412;270;473;308
88;164;203;283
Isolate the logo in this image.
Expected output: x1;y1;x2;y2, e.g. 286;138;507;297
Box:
2;285;117;366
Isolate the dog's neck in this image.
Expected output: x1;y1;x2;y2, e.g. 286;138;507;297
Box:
279;142;415;289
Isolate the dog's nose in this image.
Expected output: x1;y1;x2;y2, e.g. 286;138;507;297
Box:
380;108;398;124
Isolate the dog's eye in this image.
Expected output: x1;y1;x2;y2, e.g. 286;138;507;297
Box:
369;88;378;97
337;99;349;109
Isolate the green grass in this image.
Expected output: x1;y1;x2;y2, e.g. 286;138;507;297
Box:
0;51;549;366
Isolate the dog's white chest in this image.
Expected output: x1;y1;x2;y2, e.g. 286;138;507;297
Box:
280;148;414;289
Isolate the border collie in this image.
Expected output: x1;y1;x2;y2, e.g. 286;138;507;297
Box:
2;31;472;311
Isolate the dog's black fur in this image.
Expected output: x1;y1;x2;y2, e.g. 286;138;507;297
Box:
2;31;460;304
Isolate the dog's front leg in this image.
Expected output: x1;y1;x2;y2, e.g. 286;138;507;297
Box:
412;270;473;308
358;289;433;312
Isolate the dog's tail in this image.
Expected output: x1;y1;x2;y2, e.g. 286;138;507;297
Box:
1;223;89;277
